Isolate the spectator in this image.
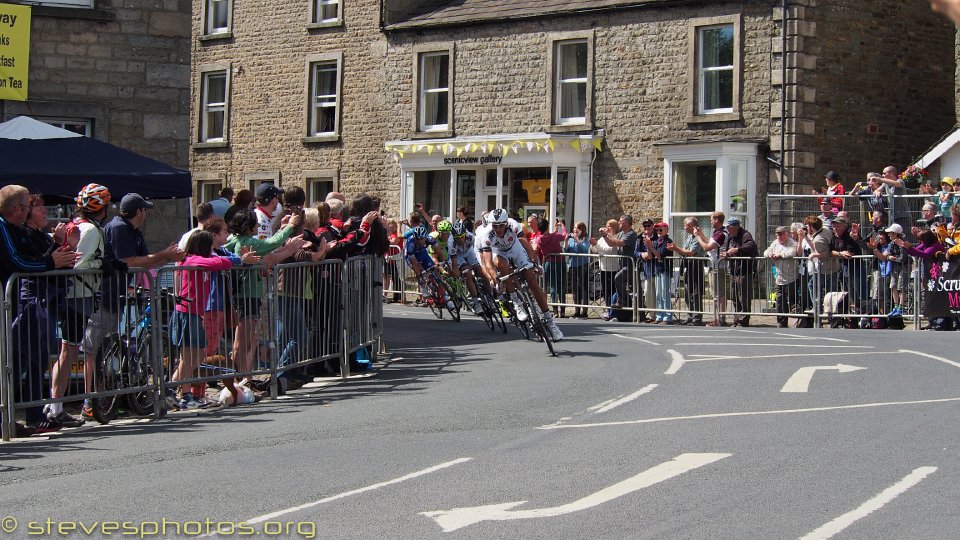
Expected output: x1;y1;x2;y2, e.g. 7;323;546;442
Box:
597;214;637;313
565;221;591;319
315;201;335;243
224;189;254;224
802;215;841;314
178;202;215;250
526;214;542;245
935;177;956;218
646;222;673;323
50;184;111;428
912;202;941;240
209;187;233;218
87;193;185;417
866;228;896;315
0;185;79;436
694;211;728;326
634;218;657;322
591;218;621;320
831;217;867;314
764;225;800;328
814;170;846;210
170;231;236;410
816;198;836;229
223;208;303;392
667;217;706;326
878;165;910;234
880;223;910;317
896;229;945;327
254;183;284;240
536;219;567;317
385;219;403;303
325;191;346;204
720;217;758;327
431;214;443;232
456;207;474;232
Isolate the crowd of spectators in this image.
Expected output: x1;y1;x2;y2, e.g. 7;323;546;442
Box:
2;182;389;438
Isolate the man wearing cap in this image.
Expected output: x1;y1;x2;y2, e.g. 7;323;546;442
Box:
868;223;909;317
764;225;800;328
719;217;758;327
599;214;637;314
254;183;284;240
634;218;657;321
83;193;185;416
829;217;866;317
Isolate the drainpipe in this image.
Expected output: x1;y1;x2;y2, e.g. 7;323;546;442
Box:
780;0;788;194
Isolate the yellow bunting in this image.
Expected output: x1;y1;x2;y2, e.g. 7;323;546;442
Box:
592;138;603;152
397;151;404;158
411;144;420;153
547;139;556;151
526;141;535;152
570;140;582;151
486;142;495;154
443;144;453;155
501;144;510;156
426;145;434;155
456;145;465;157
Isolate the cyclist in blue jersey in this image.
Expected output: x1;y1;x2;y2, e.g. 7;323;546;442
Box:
405;224;455;310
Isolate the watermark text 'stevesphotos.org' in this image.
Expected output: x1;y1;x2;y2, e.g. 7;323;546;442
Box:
1;516;317;538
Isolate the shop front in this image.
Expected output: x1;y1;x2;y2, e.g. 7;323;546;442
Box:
385;133;602;231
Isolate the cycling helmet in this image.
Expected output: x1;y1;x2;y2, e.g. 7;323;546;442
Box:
437;220;453;233
76;183;111;212
451;221;466;237
489;208;509;225
411;224;428;238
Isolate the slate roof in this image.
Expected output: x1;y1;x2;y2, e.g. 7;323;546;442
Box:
384;0;689;30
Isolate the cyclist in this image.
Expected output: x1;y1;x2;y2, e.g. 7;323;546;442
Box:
476;208;563;341
404;224;456;310
447;220;484;314
429;219;453;266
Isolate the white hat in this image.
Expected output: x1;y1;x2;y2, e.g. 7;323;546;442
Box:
884;223;903;235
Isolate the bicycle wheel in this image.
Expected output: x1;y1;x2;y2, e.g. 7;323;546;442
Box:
91;334;123;424
424;276;443;319
477;294;495;331
523;289;555;355
446;297;461;322
125;331;166;416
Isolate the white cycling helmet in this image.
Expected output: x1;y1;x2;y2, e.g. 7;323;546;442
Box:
489;208;509;225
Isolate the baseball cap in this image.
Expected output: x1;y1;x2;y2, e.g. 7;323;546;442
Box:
725;217;741;227
885;223;904;235
641;218;655;227
775;225;790;233
119;193;155;214
832;216;848;225
255;183;283;201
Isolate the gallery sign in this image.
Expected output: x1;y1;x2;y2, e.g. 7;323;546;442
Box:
0;3;30;101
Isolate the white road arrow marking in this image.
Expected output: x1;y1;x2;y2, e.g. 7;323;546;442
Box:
780;364;867;393
420;453;730;532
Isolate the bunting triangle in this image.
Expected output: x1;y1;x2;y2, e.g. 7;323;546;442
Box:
592;138;603;151
426;145;434;155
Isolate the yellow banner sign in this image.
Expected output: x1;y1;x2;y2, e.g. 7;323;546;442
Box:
0;3;30;101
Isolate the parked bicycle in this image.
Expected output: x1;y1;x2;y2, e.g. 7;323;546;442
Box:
90;287;177;423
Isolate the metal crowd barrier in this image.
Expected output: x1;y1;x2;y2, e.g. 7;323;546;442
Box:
1;256;384;441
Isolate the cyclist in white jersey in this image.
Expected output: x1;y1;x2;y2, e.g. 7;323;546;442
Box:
476;209;563;341
447;220;484;313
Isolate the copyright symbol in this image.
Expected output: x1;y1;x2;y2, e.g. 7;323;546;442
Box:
1;516;16;533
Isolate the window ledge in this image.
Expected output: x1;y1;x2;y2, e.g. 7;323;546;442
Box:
409;130;453;140
686;112;741;124
303;134;341;144
548;123;592;134
199;31;233;42
306;20;343;30
193;141;229;149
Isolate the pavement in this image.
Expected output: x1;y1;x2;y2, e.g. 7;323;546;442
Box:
1;304;959;539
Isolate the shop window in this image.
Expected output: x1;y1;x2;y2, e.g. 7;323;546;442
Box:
20;0;92;7
199;181;222;203
418;52;450;132
413;171;451;217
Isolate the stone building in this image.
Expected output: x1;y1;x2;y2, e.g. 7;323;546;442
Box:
2;0;192;248
190;0;956;236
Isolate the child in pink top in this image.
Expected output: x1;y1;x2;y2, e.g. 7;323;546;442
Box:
169;230;233;410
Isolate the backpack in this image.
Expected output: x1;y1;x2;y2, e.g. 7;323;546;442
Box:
870;317;888;330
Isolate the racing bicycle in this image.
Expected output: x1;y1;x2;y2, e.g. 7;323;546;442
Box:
499;265;555;355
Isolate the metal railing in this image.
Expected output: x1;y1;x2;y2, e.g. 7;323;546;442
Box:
1;255;383;441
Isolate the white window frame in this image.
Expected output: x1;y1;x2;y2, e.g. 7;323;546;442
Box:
198;181;223;203
697;24;735;115
419;51;450;132
304;171;339;206
197;65;230;146
19;0;92;8
309;61;339;136
662;142;757;235
554;39;588;126
203;0;232;37
304;53;342;142
40;117;92;137
311;0;341;24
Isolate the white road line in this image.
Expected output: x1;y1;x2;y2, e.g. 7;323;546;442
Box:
798;467;937;540
612;333;660;345
587;398;618;412
647;335;849;341
232;458;472;527
690;352;895;362
537;397;960;430
901;349;960;370
421;453;731;532
671;343;872;348
594;385;659;414
665;350;685;375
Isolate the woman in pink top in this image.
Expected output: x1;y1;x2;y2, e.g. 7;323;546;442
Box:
170;230;234;410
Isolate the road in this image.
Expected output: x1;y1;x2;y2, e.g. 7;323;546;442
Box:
1;305;960;539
